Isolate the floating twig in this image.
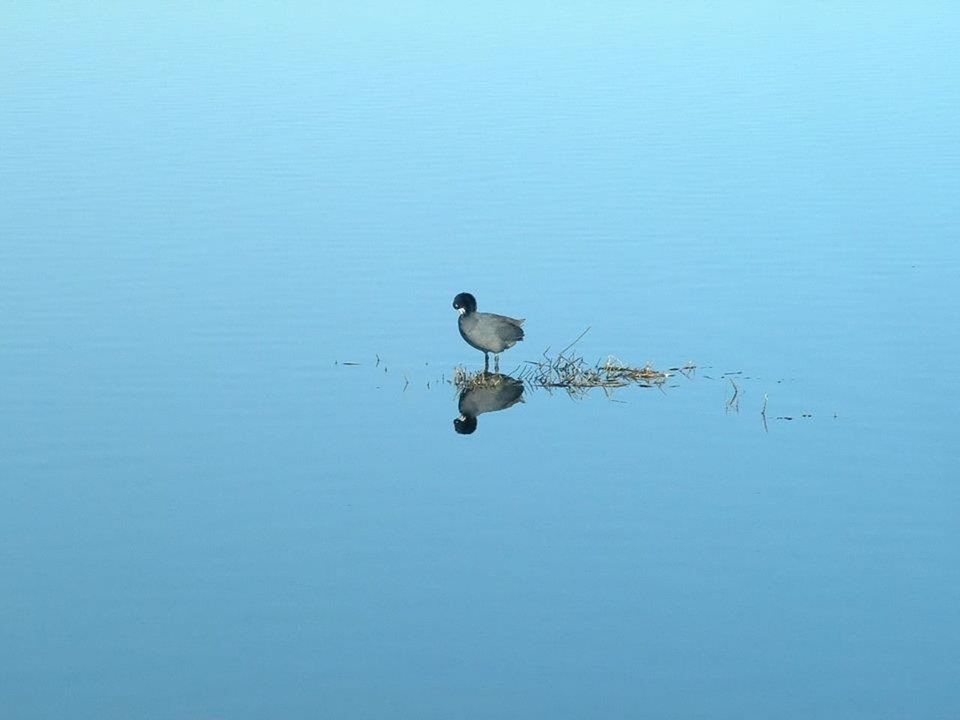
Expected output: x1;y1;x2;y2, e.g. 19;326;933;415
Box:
725;378;740;413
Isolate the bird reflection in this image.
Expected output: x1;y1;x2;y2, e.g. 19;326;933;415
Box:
454;373;525;434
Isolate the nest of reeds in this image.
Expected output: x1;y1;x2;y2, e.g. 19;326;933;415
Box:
451;366;519;389
517;352;681;396
452;328;694;397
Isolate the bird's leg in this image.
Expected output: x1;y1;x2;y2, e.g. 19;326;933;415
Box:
494;354;500;372
484;353;490;373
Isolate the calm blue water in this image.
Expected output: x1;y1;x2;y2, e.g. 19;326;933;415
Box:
2;4;959;718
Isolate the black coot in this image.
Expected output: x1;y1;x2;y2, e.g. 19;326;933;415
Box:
452;292;524;371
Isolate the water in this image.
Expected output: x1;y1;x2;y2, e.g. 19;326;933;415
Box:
2;4;959;718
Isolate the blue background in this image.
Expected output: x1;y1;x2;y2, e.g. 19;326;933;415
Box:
2;3;958;718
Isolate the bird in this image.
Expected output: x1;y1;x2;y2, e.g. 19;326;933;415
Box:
452;292;524;372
